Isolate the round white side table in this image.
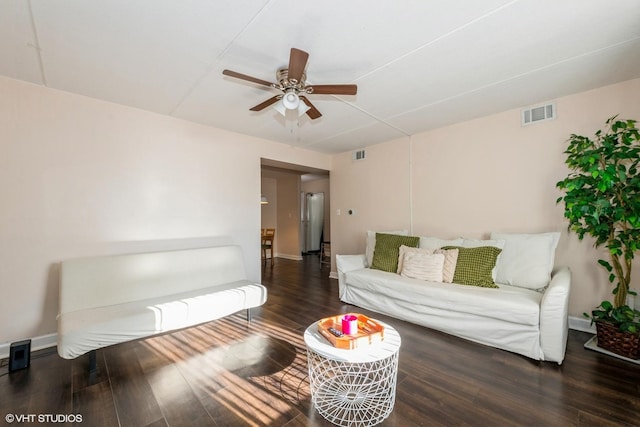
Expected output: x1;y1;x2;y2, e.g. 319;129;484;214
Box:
303;319;401;427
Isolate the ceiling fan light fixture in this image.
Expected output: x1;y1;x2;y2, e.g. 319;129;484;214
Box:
273;99;287;116
273;96;310;117
282;91;300;110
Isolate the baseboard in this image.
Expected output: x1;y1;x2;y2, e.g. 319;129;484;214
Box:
329;271;338;280
569;315;596;334
0;333;57;360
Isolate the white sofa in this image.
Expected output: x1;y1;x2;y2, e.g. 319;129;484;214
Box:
57;245;267;367
337;232;571;364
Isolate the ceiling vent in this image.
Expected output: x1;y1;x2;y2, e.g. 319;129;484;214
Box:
521;102;556;126
352;149;366;161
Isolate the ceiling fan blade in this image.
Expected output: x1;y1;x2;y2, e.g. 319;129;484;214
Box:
307;84;358;95
250;96;281;111
300;96;322;120
288;48;309;83
222;69;275;87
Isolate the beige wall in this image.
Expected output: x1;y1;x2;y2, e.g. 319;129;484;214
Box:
331;137;413;256
0;76;330;348
331;78;640;318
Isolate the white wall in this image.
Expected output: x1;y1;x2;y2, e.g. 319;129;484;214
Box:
0;76;331;348
331;78;640;318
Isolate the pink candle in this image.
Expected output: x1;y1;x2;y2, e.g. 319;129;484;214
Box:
341;314;358;336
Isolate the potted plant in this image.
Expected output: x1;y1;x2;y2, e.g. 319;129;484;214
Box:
556;115;640;359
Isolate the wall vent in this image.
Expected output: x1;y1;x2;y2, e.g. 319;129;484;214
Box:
352;149;366;161
521;102;556;126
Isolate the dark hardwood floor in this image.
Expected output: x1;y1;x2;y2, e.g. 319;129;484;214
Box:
1;256;639;426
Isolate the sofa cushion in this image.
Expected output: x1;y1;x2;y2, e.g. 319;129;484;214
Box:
443;246;502;288
490;232;560;290
371;233;419;273
366;230;408;267
398;245;459;283
344;268;542;326
400;252;445;281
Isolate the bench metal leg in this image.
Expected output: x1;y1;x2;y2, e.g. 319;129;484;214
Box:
88;350;97;374
246;308;252;322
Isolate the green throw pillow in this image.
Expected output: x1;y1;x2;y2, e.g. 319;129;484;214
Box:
442;246;502;288
371;233;419;273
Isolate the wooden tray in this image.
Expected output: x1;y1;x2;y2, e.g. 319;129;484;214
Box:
317;313;385;349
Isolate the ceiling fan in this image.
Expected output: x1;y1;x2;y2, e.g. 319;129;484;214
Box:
222;48;357;120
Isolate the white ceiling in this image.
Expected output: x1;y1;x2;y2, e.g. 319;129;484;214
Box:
3;0;640;154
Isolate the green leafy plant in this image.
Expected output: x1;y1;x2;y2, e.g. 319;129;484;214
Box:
556;115;640;331
590;300;640;334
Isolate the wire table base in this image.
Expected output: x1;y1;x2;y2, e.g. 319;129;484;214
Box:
304;320;401;427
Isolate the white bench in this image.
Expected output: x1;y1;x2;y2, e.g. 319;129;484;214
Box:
57;245;267;370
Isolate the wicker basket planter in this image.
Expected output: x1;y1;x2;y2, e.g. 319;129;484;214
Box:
595;320;640;360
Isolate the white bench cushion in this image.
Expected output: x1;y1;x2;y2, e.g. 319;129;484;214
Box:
58;280;266;359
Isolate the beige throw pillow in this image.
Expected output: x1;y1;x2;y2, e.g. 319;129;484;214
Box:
435;248;459;283
398;245;459;283
400;252;445;282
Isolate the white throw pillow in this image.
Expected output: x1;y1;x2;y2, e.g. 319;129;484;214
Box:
398;245;458;283
419;236;464;250
400;252;445;282
459;238;506;250
366;230;408;267
490;232;561;290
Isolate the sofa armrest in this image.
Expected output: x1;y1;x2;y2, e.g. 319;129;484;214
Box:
336;254;366;299
539;266;571;364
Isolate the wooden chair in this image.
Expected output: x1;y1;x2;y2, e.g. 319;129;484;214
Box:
261;228;275;266
320;241;331;268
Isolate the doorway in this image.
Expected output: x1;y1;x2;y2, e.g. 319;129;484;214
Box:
260;158;329;261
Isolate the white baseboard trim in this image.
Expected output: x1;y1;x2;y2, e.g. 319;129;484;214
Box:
569;315;596;334
0;333;57;360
